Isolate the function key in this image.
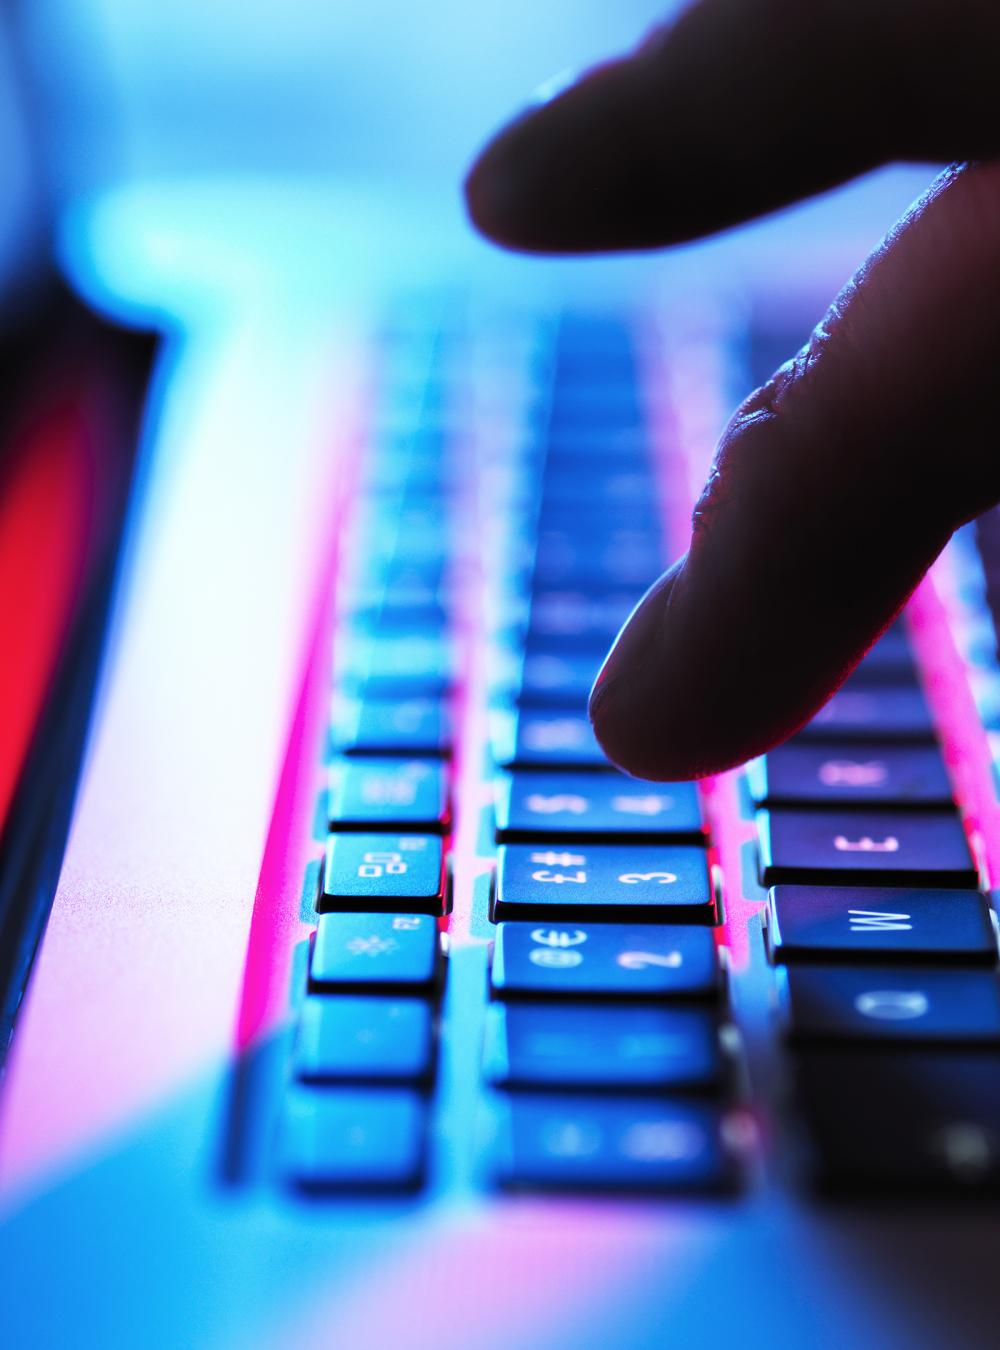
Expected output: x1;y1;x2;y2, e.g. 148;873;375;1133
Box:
310;912;440;991
294;997;434;1083
334;698;452;757
496;1094;736;1193
491;708;608;769
491;923;720;999
495;769;704;842
748;742;954;809
484;1003;724;1091
494;844;716;924
328;758;449;831
282;1089;427;1191
768;885;996;964
792;1051;1000;1192
796;684;935;742
780;965;1000;1044
321;834;445;914
757;809;977;888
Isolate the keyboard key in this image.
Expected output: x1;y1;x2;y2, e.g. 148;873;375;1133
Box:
795;684;935;741
334;698;451;757
283;1089;426;1191
792;1051;1000;1192
310;913;440;990
757;809;977;888
295;997;434;1083
748;742;954;809
514;648;598;707
328;758;449;831
494;844;716;923
321;834;445;913
484;1003;724;1090
495;769;704;842
491;708;609;769
780;965;1000;1044
526;589;636;648
337;634;455;697
496;1094;736;1193
849;631;918;685
491;923;720;999
768;885;996;964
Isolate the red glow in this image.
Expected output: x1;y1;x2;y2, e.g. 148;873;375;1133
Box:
0;396;95;834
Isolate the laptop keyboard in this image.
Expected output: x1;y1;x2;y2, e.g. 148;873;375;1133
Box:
279;307;1000;1198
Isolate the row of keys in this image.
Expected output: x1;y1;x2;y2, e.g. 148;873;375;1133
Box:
284;329;468;1193
483;319;741;1194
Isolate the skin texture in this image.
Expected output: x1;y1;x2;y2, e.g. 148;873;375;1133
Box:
465;0;1000;780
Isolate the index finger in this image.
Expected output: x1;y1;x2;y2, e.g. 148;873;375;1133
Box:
465;0;1000;251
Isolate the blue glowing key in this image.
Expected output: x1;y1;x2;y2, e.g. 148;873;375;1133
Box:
328;758;449;831
295;997;434;1083
494;844;716;923
483;1003;723;1091
768;885;995;964
283;1089;426;1191
495;770;704;842
780;965;1000;1044
334;698;451;757
310;913;440;990
496;1095;736;1193
321;834;444;913
491;923;720;999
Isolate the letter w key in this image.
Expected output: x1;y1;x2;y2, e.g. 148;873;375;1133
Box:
848;909;913;933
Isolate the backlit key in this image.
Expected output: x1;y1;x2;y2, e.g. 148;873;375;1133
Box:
780;965;1000;1044
491;923;720;999
321;833;444;913
495;769;704;842
334;698;451;757
484;1003;724;1090
768;885;996;964
496;1095;736;1193
748;742;954;809
757;809;977;888
328;758;449;831
494;844;716;923
283;1089;426;1191
310;912;440;990
796;684;935;742
295;997;434;1083
491;708;609;769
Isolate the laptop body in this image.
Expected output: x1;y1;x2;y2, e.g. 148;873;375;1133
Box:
2;5;1000;1348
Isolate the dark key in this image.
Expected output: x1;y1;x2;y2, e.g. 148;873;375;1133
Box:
757;809;977;888
484;1002;724;1091
491;922;720;999
849;631;918;685
768;885;996;964
310;912;440;990
526;589;636;648
491;708;608;769
495;769;704;842
780;965;1000;1044
494;844;716;923
295;996;434;1083
748;742;954;809
334;698;451;757
321;834;444;914
514;648;598;707
792;1051;1000;1192
496;1094;736;1193
328;758;449;831
283;1088;426;1191
795;684;935;741
337;634;455;697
